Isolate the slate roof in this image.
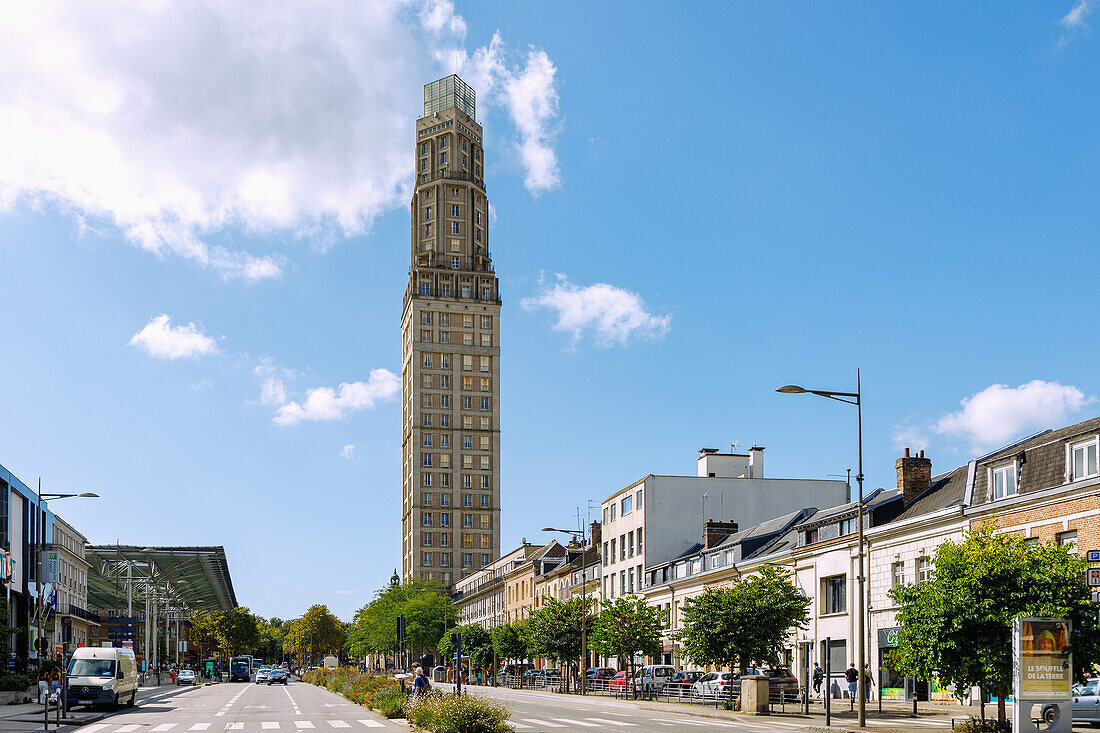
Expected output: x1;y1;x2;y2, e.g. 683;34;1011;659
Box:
891;464;968;522
971;415;1100;504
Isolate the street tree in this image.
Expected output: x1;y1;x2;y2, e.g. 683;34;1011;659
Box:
438;624;494;675
590;596;663;699
675;566;810;674
217;607;261;658
491;621;529;667
890;523;1100;725
284;605;346;663
345;578;457;666
526;596;593;692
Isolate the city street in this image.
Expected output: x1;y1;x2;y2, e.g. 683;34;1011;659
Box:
58;680;399;733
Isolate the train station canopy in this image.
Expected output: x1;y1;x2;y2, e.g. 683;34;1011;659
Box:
86;545;237;613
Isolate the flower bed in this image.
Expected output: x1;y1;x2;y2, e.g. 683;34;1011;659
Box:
304;668;406;718
406;691;511;733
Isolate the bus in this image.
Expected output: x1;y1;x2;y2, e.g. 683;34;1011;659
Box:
230;656;252;682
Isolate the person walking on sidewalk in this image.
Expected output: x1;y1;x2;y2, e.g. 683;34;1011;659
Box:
812;663;824;696
844;663;859;706
862;664;874;701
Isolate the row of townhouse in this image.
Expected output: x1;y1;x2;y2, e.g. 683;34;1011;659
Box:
454;417;1100;700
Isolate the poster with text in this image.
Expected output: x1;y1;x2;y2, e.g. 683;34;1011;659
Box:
1014;617;1071;700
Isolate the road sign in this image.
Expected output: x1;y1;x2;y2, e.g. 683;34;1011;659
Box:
1087;568;1100;587
1092;591;1100;603
1088;550;1100;562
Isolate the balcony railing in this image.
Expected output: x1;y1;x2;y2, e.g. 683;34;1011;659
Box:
66;603;102;623
413;253;495;273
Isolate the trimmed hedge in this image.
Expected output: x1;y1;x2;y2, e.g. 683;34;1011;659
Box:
0;674;33;692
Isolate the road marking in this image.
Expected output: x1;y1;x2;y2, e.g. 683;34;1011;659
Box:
262;724;280;730
114;726;142;732
550;719;601;727
152;726;179;732
509;724;533;730
357;723;385;729
584;718;637;727
327;722;352;729
189;725;212;732
295;723;315;729
283;685;301;715
225;725;244;731
77;726;109;733
520;720;567;728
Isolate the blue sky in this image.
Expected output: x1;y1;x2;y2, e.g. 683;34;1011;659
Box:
2;1;1099;621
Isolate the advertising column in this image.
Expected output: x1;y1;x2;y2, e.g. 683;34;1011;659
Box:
1013;617;1072;733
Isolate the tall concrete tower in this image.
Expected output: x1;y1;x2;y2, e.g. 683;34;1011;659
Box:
401;75;501;590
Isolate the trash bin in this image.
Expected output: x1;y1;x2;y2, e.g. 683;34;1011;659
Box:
433;666;446;683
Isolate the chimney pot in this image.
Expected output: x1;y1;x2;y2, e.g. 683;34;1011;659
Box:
905;447;910;458
896;451;932;504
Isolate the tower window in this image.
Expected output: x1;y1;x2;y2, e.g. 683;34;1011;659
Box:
451;205;460;217
451;257;460;269
420;284;430;295
451;222;460;234
440;137;448;148
440;152;447;165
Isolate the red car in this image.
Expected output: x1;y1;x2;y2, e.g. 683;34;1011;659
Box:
608;671;630;690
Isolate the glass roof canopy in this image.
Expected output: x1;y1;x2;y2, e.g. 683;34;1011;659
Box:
424;74;475;120
86;545;237;613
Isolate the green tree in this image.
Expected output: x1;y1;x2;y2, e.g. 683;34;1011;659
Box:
889;523;1100;725
438;624;494;673
526;596;593;692
491;621;528;665
217;607;260;658
189;611;219;662
345;579;457;666
256;617;287;663
590;596;663;699
675;566;810;674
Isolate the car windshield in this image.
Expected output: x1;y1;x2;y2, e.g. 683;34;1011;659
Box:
69;659;115;677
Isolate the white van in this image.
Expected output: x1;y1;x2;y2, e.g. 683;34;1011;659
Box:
633;664;676;693
66;646;139;709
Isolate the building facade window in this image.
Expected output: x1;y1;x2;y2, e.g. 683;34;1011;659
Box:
892;561;905;588
1071;438;1099;481
1059;530;1078;552
991;462;1017;500
822;574;846;614
622;496;633;515
917;556;932;583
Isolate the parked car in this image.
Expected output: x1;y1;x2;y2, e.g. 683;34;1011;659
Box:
692;671;734;697
586;667;616;680
608;671;631;690
176;669;197;686
745;667;800;697
255;667;271;683
267;668;289;685
670;671;702;685
633;664;676;693
1043;679;1099;723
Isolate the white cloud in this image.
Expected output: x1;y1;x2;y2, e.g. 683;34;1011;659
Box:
521;275;671;347
192;378;215;391
895;380;1095;454
273;369;400;426
335;589;357;595
339;444;355;460
259;377;287;408
0;2;561;277
128;315;217;360
1060;0;1094;45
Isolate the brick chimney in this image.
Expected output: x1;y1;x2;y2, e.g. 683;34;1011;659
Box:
589;520;602;546
703;520;739;549
896;448;932;504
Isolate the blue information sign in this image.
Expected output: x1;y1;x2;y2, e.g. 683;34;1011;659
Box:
1088;550;1100;563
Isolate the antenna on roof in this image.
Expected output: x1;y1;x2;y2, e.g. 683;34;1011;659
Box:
730;441;740;452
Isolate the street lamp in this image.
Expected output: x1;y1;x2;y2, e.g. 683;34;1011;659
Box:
776;371;867;727
35;482;98;722
541;524;591;695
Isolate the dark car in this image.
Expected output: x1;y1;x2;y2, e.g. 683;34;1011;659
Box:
670;671;702;685
267;668;289;685
747;667;800;697
586;667;616;680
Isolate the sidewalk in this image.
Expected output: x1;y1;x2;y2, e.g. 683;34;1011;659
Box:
443;683;986;732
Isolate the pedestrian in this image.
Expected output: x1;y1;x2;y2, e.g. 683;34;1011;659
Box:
844;663;859;703
812;663;823;695
862;664;874;701
413;667;430;697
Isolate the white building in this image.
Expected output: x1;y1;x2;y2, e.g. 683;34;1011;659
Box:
600;446;848;602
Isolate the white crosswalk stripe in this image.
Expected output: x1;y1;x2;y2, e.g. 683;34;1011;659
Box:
326;723;351;729
585;718;637;727
225;724;244;731
78;726;109;733
114;726;141;733
295;723;316;729
189;725;212;732
550;719;601;727
261;724;280;730
357;722;385;728
152;725;179;732
520;720;567;728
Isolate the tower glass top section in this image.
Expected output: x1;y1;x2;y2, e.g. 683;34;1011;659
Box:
424;75;476;119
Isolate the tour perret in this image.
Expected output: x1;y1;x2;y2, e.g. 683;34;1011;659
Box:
400;75;502;591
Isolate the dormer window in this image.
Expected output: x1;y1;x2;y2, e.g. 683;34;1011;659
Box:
991;462;1017;500
1070;437;1099;482
805;528;818;544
